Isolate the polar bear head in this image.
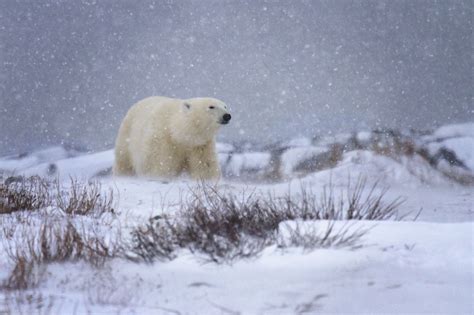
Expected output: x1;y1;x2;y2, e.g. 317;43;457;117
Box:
171;97;231;146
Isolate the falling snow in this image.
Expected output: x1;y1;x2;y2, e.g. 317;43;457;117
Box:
0;1;472;155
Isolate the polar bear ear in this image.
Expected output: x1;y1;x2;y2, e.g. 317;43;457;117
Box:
183;102;191;111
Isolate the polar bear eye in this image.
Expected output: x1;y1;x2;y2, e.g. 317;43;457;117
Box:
209;106;215;109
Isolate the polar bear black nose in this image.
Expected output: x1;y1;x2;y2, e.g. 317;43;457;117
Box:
223;114;231;122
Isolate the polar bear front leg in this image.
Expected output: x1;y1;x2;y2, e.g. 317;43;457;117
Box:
114;147;135;176
147;157;182;179
187;143;220;180
140;141;184;179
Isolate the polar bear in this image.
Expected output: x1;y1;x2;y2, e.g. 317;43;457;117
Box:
113;96;231;180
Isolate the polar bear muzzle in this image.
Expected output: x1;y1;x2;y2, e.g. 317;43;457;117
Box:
220;113;231;125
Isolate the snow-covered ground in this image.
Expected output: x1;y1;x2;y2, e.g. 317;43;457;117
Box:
9;221;468;314
0;123;473;314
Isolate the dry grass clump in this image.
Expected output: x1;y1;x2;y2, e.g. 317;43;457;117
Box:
56;178;115;216
0;176;115;216
276;221;367;250
0;176;120;291
132;197;276;263
5;219;114;266
1;291;58;315
318;177;405;220
0;176;51;214
2;257;41;291
1;215;123;290
131;178;403;263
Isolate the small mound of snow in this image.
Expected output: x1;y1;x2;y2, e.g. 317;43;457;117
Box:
33;146;72;162
438;137;474;171
284;137;312;147
0;155;39;172
22;150;114;179
433;122;474;139
303;150;450;187
225;152;271;177
280;146;328;177
356;131;372;143
423;123;474;173
216;142;234;153
342;150;426;185
316;133;352;146
0;146;73;173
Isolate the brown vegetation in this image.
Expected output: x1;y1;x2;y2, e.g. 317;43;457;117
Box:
131;178;403;263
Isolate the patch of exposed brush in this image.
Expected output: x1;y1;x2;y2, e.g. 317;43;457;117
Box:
276;221;367;251
0;176;119;291
0;176;51;214
56;178;115;216
1;213;123;290
131;177;404;263
0;176;115;216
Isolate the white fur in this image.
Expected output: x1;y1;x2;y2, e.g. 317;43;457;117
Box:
113;96;230;180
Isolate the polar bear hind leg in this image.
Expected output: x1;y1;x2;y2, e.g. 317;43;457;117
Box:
113;127;135;176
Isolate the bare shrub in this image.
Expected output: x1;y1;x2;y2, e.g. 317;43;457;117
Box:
317;176;405;220
2;257;43;290
1;291;58;315
56;178;115;216
132;212;271;263
0;176;115;216
277;221;368;250
15;219;119;266
0;176;120;291
1;214;123;290
0;176;51;214
131;178;402;263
